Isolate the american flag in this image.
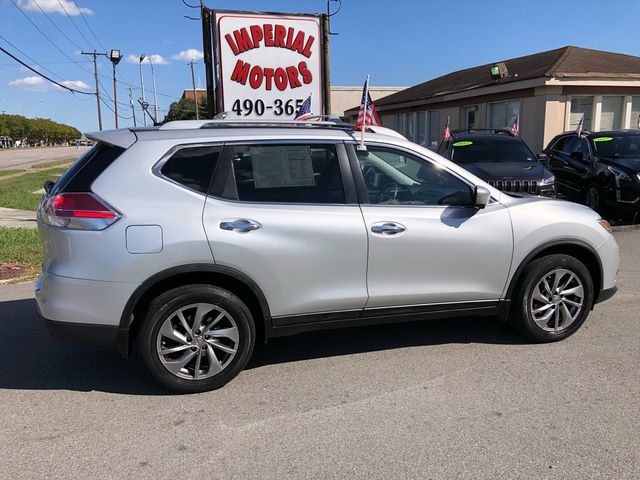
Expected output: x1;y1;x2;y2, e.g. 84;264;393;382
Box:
510;114;519;135
356;78;380;127
443;115;451;141
576;116;584;135
294;94;313;120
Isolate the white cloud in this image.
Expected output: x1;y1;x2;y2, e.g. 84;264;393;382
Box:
8;76;91;93
172;49;203;62
17;0;93;16
125;54;169;65
58;80;91;91
8;76;48;92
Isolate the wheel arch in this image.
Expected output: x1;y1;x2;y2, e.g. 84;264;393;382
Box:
116;264;271;357
504;239;603;307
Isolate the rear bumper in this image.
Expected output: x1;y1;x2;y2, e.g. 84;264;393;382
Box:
37;304;118;347
35;270;137;350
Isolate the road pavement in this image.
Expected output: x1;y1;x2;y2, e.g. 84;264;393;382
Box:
0;145;88;170
0;231;638;479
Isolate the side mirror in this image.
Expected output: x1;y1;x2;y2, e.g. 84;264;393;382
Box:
537;153;550;167
474;186;491;209
43;180;54;195
570;151;584;162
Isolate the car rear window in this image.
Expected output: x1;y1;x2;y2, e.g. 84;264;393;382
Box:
450;137;535;163
51;143;126;195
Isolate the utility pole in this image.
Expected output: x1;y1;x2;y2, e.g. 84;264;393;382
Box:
322;14;331;116
108;50;122;129
149;58;159;124
189;61;199;120
138;54;148;126
202;5;215;118
82;50;107;130
129;86;137;127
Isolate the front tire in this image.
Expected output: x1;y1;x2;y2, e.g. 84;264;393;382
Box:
510;254;594;342
585;185;600;212
139;284;255;393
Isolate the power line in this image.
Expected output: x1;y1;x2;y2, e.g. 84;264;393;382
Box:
31;0;84;52
9;0;93;77
0;45;94;95
0;34;66;81
56;0;95;48
73;0;108;52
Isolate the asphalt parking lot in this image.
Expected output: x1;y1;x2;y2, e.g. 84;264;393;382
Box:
0;231;638;480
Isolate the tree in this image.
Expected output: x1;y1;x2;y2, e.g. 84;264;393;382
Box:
163;98;207;122
0;114;80;146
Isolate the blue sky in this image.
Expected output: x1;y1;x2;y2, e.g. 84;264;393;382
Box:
1;0;639;132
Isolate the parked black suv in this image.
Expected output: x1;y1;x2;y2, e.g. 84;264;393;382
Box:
437;130;556;196
543;130;640;219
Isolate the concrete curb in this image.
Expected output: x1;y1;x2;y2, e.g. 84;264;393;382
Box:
612;224;640;232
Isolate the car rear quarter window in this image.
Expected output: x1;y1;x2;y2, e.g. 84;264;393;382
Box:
160;145;221;194
220;144;346;204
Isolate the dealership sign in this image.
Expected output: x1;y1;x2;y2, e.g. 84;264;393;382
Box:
213;10;325;119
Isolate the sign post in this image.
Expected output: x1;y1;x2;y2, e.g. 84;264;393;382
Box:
210;9;326;119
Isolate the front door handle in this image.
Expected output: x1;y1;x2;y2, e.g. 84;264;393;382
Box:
219;219;261;232
371;222;406;235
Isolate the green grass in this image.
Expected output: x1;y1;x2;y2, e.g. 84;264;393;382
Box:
0;167;67;210
32;157;75;170
0;226;41;272
0;169;20;177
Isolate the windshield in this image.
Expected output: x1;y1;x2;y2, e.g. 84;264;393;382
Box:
591;135;640;158
450;137;535;163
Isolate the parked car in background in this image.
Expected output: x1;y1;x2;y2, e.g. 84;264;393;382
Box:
36;119;618;393
437;130;556;197
543;130;640;219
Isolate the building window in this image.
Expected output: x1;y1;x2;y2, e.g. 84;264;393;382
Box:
396;113;406;134
463;106;477;130
428;110;440;148
570;96;593;130
406;113;416;142
600;96;624;131
489;100;520;130
631;96;640;129
417;112;427;146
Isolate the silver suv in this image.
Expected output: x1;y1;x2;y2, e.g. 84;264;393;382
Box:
35;119;620;393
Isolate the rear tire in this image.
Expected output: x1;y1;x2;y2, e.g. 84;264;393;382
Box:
510;254;594;342
138;284;255;393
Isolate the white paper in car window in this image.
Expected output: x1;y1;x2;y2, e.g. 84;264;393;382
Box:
251;146;315;189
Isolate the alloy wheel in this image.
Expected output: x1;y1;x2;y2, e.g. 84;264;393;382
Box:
529;268;584;333
156;303;239;380
585;187;599;211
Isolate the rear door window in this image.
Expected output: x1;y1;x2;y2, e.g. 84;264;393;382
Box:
219;144;346;204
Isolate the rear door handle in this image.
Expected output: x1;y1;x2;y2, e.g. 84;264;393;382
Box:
219;219;261;232
371;222;406;235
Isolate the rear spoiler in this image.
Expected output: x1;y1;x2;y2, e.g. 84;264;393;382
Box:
84;129;137;149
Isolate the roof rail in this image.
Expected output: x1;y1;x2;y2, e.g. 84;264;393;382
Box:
450;128;515;136
159;117;356;131
157;118;407;140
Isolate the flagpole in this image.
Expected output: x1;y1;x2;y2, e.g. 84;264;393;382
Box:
359;74;369;150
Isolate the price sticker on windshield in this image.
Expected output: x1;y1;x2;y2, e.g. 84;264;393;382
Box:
452;141;473;147
593;137;613;142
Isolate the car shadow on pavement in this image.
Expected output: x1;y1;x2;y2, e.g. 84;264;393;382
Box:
248;314;527;369
0;298;527;394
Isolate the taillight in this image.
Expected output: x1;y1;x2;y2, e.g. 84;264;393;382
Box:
40;192;120;230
